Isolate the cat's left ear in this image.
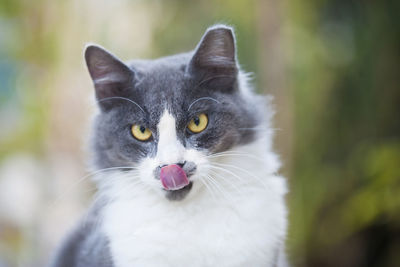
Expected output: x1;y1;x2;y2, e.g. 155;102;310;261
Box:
84;44;135;110
187;25;238;91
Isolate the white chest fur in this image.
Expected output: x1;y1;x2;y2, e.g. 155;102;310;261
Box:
101;142;288;267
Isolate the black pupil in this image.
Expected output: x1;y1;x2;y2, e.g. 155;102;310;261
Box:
193;117;200;126
140;126;146;133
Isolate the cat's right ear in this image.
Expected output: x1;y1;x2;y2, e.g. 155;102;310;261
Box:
84;45;134;110
187;25;238;92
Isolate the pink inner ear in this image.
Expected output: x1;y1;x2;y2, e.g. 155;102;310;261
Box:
160;164;189;191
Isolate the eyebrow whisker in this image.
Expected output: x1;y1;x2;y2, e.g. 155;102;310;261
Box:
188;97;221;111
97;96;145;113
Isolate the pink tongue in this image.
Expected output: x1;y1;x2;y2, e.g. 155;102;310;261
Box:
160;164;189;191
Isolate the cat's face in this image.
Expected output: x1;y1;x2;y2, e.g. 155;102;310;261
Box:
85;26;261;201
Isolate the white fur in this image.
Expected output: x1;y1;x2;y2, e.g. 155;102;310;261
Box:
155;111;185;165
101;110;288;266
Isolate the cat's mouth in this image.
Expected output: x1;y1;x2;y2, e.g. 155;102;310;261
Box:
155;162;196;201
164;181;193;201
160;164;190;190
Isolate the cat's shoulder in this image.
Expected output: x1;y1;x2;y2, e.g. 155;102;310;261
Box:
48;199;114;267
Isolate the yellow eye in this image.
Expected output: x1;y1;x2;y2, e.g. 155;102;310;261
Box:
187;113;208;133
131;124;152;141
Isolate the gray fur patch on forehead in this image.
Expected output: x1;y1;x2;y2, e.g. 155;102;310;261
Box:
125;53;193;114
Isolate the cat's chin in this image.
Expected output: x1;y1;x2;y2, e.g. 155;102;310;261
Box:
164;181;193;201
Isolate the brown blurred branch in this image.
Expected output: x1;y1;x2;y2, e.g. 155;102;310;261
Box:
257;0;293;177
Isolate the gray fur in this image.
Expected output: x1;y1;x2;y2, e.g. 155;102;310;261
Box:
87;28;261;171
48;200;114;267
50;25;266;266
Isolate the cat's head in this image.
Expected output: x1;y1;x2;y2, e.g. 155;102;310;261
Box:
85;25;264;201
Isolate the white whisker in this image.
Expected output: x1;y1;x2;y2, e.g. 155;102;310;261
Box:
208;169;244;195
199;175;218;201
204;174;235;204
97;97;145;113
208;165;247;185
187;97;221;111
50;166;138;209
206;152;265;162
212;162;270;190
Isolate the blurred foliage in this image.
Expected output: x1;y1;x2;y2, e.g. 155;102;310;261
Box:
0;0;399;266
0;0;56;161
151;0;259;75
287;0;400;266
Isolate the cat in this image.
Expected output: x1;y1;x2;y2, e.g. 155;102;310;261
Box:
49;25;289;267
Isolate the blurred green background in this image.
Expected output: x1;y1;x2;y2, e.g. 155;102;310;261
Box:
0;0;399;266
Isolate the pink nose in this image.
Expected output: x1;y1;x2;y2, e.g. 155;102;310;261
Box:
160;164;189;191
